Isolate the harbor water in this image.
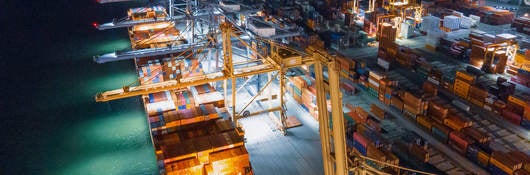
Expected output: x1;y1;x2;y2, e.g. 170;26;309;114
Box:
3;0;158;174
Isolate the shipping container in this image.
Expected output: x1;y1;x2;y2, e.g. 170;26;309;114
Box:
502;109;522;125
432;122;452;143
490;151;523;175
443;113;472;131
449;131;474;155
462;127;490;144
165;157;204;175
209;146;250;174
416;115;434;131
409;143;430;163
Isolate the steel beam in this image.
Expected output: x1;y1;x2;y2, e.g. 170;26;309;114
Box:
328;61;348;175
314;61;334;175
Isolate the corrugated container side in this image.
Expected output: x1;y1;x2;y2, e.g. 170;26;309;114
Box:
502;109;522;125
409;143;429;163
416;115;434;131
432;122;452;143
490;151;522;174
462;127;490;143
449;131;474;155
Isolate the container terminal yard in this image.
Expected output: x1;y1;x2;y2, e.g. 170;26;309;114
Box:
91;0;530;174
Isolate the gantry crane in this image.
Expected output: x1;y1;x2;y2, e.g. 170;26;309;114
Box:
94;1;438;174
379;0;421;38
482;40;518;73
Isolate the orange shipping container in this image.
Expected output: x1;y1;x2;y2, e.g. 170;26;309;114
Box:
409;143;429;163
443;113;472;131
462;127;490;143
456;70;476;84
416;115;434;130
165;157;204;175
209;146;251;174
490;151;523;174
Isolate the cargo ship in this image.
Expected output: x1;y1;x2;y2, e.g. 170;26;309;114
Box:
124;6;252;175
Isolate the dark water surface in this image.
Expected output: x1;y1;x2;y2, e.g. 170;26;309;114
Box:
4;0;158;174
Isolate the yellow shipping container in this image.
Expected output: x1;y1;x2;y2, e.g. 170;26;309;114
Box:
508;95;528;108
456;71;475;84
468;97;484;107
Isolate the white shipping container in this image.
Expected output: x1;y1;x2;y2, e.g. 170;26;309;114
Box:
220;1;240;11
195;92;224;106
495;33;517;43
483;34;495;43
428;77;440;85
369;71;383;80
368;78;380;88
421;15;440;32
400;22;414;39
470;15;480;26
460;16;473;29
146;100;176;114
248;21;276;37
425;30;445;46
377;58;390;70
443;15;460;30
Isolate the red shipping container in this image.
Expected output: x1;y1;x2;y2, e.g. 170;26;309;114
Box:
449;131;474;154
502;110;522;125
354;132;368;148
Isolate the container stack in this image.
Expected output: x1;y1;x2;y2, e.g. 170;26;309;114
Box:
149;96;249;175
512;67;530;88
400;22;414;39
163;59;182;80
191;83;225;108
180;58;204;78
286;75;320;120
335;55;357;81
425;30;446;50
503;93;530;126
376;22;398;68
453;70;476;99
139;62;164;84
459;16;473;29
392;139;430;164
395;46;419;69
142;83;250;175
469;30;489;68
512;17;530;35
366;70;385;98
353;66;530;174
377;23;397;42
420;15;441;33
172;89;195;110
146;92;177;133
476;6;515;25
466;77;490;107
401;90;430;119
346;105;400;172
489;151;523;175
443;15;461;31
